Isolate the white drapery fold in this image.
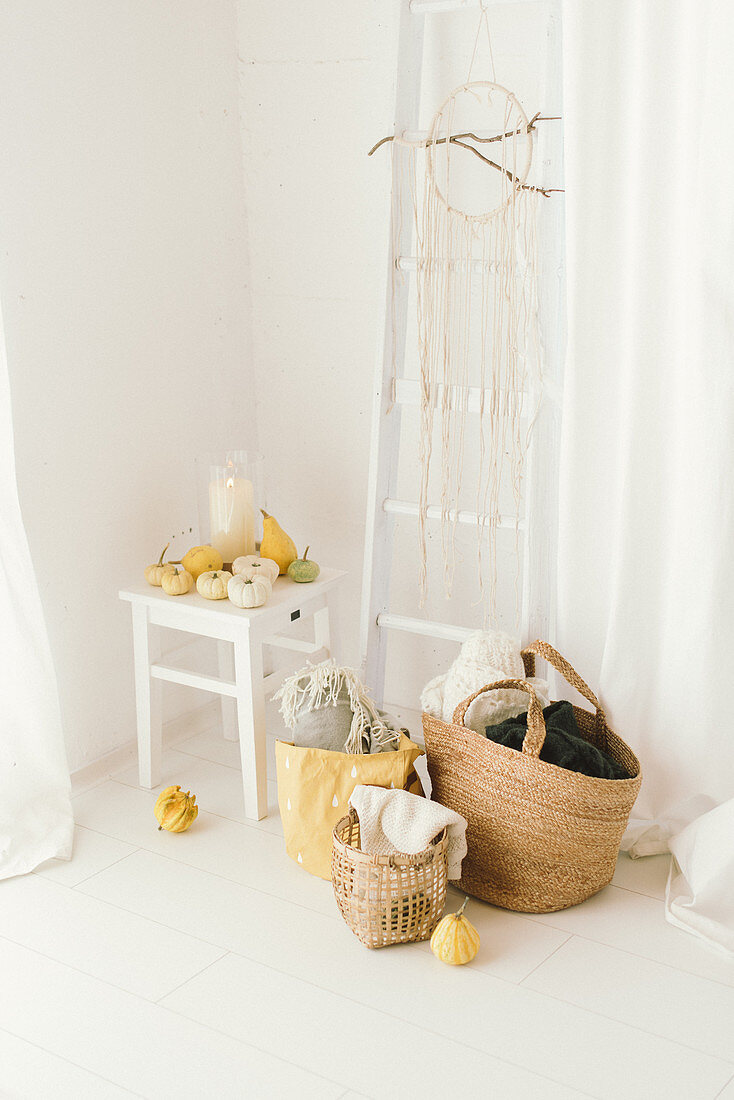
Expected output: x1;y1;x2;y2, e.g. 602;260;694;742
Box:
560;0;734;951
0;300;73;878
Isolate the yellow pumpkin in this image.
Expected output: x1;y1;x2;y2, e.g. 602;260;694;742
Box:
181;545;224;580
196;570;232;600
430;897;480;965
144;544;176;587
154;786;198;832
161;567;193;596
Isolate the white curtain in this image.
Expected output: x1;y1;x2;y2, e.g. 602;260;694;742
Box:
0;301;73;878
559;0;734;952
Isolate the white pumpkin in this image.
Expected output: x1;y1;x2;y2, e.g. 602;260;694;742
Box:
227;573;272;609
231;555;279;585
196;570;232;600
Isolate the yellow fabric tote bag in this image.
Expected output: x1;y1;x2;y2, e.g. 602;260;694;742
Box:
275;733;424;879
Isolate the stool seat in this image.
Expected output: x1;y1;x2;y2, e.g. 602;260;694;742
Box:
120;568;346;820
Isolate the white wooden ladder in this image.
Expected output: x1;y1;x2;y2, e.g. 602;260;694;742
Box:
360;0;565;706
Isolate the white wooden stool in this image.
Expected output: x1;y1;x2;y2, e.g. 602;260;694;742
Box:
119;568;346;820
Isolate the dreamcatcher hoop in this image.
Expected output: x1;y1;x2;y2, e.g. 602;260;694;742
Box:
425;80;534;222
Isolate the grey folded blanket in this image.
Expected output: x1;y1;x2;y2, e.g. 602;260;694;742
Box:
274;661;402;755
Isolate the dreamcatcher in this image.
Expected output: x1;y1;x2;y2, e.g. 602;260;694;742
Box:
371;9;560;614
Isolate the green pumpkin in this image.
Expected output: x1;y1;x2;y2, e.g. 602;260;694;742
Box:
287;546;320;583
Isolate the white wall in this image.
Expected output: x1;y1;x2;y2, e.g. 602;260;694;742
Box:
236;1;553;706
0;1;253;770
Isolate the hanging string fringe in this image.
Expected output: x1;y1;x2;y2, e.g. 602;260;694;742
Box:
403;81;543;613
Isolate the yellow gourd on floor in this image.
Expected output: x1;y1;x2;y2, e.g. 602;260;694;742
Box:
181;545;224;580
430;897;480;965
154;786;198;832
260;510;297;574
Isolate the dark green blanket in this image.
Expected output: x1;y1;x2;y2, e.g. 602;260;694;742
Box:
486;700;631;780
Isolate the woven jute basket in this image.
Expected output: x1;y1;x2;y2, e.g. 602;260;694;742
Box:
331;809;449;949
422;640;642;914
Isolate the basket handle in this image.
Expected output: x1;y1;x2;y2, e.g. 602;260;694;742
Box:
452;678;547;757
521;640;607;723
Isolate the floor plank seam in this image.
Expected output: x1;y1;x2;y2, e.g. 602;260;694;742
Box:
69;819;346;925
517;933;572;984
70;871;252;956
71;815;734;1004
0;934;349;1097
518;915;734;994
106;778;283;836
0;1021;146;1099
516;973;734;1069
155;950;230;1004
199;944;600;1098
69;847;143;890
157;1001;349;1094
713;1070;734;1098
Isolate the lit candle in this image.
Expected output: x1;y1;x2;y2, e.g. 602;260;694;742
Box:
209;472;255;562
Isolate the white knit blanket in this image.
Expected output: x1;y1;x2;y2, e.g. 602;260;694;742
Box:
421;629;550;733
349;785;467;880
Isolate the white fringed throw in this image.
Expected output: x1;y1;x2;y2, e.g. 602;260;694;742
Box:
274;660;399;755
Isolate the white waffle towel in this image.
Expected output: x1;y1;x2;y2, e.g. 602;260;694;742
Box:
349;785;467;880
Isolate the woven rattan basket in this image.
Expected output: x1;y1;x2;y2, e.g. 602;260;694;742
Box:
331;809;449;949
422;640;642;914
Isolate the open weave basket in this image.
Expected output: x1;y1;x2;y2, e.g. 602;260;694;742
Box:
422;640;642;913
331;809;449;949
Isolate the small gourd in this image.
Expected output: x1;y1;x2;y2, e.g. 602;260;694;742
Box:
287;546;320;583
196;570;232;600
154;785;198;832
228;573;271;609
231;554;279;585
161;567;193;596
181;545;224;581
144;544;176;587
430;897;480;965
260;509;298;574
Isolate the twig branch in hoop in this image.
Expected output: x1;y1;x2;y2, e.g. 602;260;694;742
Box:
368;113;564;196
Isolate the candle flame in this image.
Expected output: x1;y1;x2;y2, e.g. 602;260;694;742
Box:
226;476;234;489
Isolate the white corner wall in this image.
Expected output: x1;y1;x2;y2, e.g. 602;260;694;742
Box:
235;1;399;671
0;1;253;771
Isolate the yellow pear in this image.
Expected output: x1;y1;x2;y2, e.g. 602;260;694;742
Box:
260;509;297;575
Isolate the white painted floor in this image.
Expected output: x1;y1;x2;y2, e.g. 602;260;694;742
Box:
3;710;734;1100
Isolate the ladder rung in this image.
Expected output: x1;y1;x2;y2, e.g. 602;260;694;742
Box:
383;498;523;531
396;256;500;274
378;613;474;643
410;0;539;11
394;378;528;416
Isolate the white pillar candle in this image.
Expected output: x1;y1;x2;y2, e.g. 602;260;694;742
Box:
209;475;255;562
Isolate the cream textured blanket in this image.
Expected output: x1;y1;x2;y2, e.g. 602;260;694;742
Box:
349;785;467;880
421;629;550;733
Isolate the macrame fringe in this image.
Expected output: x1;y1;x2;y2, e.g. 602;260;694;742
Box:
273;659;400;755
400;81;542;615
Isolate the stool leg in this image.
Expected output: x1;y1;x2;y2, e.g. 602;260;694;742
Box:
132;604;162;788
217;640;238;742
234;636;268;820
322;588;342;661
